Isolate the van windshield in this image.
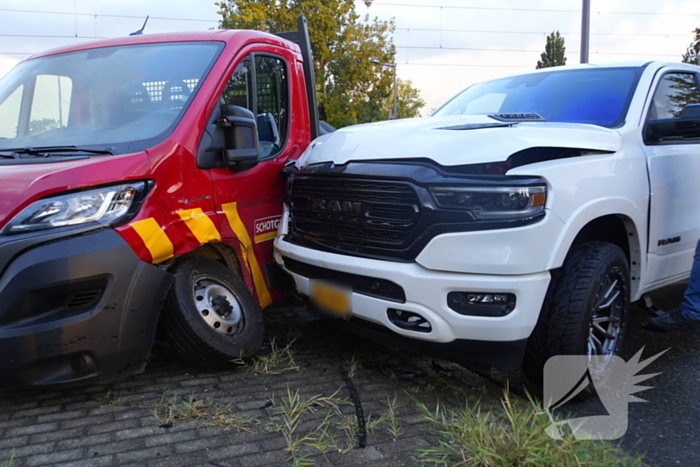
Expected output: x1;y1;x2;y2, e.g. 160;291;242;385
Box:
0;42;223;154
434;67;644;128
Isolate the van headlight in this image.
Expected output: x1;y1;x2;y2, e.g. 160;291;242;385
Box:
429;185;547;221
2;182;150;234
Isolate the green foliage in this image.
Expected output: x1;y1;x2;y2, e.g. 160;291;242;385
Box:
682;27;700;65
216;0;424;127
415;390;644;467
28;118;59;135
666;73;700;118
536;31;567;69
383;78;426;120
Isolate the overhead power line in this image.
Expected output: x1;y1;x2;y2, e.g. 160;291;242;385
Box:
396;45;680;58
370;2;700;16
0;8;218;23
401;62;534;68
396;27;691;38
0;34;107;39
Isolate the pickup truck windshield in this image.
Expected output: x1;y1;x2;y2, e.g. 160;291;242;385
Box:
434;67;644;128
0;42;223;154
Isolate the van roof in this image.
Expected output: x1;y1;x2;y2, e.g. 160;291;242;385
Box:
27;29;298;60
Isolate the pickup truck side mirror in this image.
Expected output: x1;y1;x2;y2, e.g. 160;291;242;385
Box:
219;105;260;171
647;104;700;142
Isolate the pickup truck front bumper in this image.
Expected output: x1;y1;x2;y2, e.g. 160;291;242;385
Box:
0;229;172;386
275;235;551;371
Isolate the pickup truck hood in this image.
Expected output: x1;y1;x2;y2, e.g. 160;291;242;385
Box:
304;115;622;167
0;153;151;229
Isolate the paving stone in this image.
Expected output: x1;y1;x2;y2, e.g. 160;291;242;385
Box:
0;306;514;467
87;419;139;435
24;448;84;467
143;429;198;447
55;455;115;467
56;433;113;450
4;423;58;437
0;435;29;450
115;445;175;464
62;414;114;430
146;452;206;467
31;427;86;444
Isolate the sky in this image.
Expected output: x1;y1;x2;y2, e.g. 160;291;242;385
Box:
1;0;699;113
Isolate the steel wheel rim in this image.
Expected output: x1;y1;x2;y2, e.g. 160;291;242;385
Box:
193;277;242;335
587;266;625;378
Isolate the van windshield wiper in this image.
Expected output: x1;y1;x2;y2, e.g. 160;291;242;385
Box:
0;146;114;156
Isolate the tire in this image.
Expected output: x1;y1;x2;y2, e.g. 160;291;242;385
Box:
161;257;264;369
523;242;629;396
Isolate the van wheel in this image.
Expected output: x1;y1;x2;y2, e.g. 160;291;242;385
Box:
523;242;629;396
161;257;264;369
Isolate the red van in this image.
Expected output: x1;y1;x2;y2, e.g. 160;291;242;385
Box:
0;18;321;386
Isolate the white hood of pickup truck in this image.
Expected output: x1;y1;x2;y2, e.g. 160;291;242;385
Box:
305;115;621;166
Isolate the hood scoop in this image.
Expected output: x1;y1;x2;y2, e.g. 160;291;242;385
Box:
489;112;545;122
437;122;515;131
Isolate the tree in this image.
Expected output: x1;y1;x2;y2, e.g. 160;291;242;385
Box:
381;78;425;119
216;0;424;128
682;27;700;65
536;31;567;69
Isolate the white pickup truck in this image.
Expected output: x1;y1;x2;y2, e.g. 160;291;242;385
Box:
275;61;700;384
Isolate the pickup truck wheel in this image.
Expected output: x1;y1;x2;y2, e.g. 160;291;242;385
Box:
161;258;264;369
523;242;629;397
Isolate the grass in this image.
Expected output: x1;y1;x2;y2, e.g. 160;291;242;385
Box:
265;387;341;466
97;389;126;409
232;336;300;374
150;391;257;431
346;356;362;379
2;451;16;467
385;393;403;441
262;385;412;466
415;390;644;467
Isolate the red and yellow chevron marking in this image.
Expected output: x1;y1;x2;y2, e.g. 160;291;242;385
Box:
221;202;272;308
177;208;222;244
119;206;272;308
129;217;174;264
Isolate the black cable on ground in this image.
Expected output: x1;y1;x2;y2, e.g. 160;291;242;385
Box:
339;366;367;448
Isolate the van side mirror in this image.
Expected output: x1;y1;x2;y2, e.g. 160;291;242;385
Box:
219;105;259;171
647;104;700;142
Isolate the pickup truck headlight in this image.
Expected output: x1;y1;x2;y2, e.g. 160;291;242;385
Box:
2;182;149;234
429;185;546;220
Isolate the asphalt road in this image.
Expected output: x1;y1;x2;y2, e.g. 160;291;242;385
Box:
613;283;700;466
485;282;699;466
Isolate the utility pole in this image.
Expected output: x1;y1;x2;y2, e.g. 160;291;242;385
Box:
581;0;590;63
371;60;398;120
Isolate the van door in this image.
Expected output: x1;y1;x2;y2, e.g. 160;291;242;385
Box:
644;70;700;287
208;45;307;308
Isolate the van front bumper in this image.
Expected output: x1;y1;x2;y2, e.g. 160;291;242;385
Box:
275;236;551;370
0;229;172;387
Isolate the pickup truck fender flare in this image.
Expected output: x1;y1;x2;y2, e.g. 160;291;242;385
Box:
546;198;645;299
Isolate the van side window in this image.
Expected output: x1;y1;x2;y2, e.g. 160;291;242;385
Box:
650;72;700;120
221;56;253;111
219;54;289;159
255;56;289;159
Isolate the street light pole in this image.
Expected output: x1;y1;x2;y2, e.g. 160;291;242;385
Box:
581;0;590;64
371;60;398;120
392;65;398;120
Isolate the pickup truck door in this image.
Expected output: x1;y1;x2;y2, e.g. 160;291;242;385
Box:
207;45;308;308
643;70;700;287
